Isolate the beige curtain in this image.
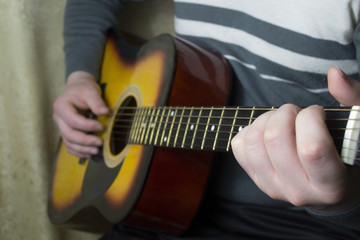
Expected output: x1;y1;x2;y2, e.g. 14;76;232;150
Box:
0;0;173;239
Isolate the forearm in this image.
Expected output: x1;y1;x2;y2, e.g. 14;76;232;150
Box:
63;0;125;80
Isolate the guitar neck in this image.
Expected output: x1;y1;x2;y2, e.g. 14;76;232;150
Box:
113;106;355;155
128;106;267;152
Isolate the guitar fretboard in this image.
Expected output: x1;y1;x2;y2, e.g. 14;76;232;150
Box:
110;106;352;154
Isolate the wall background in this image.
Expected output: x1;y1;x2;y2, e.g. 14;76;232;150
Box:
0;0;173;239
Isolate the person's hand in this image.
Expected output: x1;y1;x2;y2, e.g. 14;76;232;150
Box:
231;66;360;212
53;71;109;158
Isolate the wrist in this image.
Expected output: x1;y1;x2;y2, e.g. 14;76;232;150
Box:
66;71;97;86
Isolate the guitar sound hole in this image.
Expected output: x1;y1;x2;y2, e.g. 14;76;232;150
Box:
110;96;137;155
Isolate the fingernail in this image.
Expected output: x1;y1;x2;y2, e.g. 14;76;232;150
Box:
334;66;347;79
91;148;98;154
95;124;103;131
100;106;109;113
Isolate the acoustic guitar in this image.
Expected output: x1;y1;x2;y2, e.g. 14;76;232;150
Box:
48;33;360;234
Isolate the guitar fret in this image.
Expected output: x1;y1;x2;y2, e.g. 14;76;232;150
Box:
174;107;185;147
160;107;172;146
182;108;193;148
202;108;222;151
166;107;177;147
144;108;155;145
183;108;199;149
213;107;225;151
201;108;213;150
214;107;235;151
168;107;178;147
154;107;166;145
129;109;139;143
149;108;160;145
227;107;239;151
248;106;256;126
134;108;146;144
191;107;203;149
139;108;150;144
135;108;145;143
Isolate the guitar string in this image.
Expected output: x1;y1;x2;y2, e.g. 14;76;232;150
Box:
111;135;360;163
110;122;359;141
115;134;360;156
112;115;357;125
111;107;360;124
110;121;360;156
111;108;359;118
110;108;360;133
111;107;359;124
113;129;360;150
108;134;360;162
103;106;360;159
107;125;360;162
110;116;360;137
111;116;359;130
109;109;360;142
111;106;360;118
112;106;357;112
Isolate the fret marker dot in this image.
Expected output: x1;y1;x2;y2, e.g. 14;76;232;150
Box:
142;123;146;128
211;125;215;131
238;126;243;132
150;123;154;128
164;136;168;142
190;124;194;130
171;111;175;116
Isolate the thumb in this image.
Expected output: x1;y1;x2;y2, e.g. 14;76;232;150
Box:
328;66;360;106
67;71;109;116
86;89;109;116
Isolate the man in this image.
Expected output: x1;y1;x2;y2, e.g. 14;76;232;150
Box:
53;0;360;238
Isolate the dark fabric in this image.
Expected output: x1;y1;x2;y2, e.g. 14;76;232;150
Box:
101;197;360;240
64;0;126;80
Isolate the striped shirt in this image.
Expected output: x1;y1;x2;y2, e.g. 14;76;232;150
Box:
174;0;360;107
172;0;360;230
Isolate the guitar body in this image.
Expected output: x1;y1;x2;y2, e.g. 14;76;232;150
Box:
48;34;231;234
